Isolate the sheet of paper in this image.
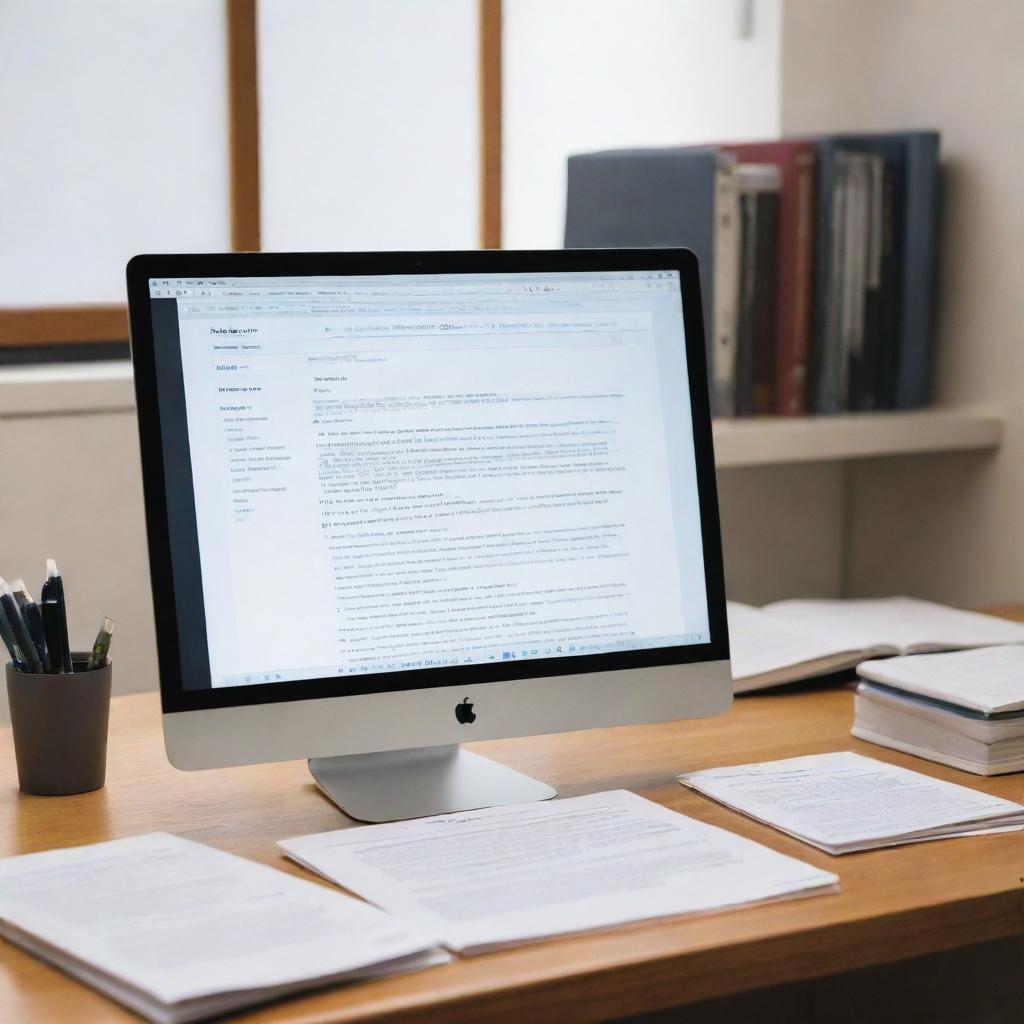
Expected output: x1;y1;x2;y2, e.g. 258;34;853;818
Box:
859;645;1024;714
726;601;862;683
763;597;1024;654
0;833;444;1008
279;790;839;954
679;751;1024;853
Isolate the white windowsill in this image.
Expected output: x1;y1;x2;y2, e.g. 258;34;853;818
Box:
0;363;1005;465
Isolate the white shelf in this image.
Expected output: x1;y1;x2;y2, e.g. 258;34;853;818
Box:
713;410;1003;468
0;365;1004;469
0;361;134;418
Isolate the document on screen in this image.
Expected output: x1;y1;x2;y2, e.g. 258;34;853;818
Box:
279;790;838;954
170;273;713;688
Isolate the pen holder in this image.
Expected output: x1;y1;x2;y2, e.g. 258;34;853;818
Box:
5;654;111;796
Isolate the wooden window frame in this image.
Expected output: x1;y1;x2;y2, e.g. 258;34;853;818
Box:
0;0;501;348
479;0;502;249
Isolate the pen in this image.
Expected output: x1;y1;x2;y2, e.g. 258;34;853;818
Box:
11;580;50;671
87;617;115;670
0;600;26;670
0;577;43;673
40;558;73;673
41;598;67;673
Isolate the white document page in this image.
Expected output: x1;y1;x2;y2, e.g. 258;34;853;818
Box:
858;645;1024;715
679;751;1024;854
0;833;445;1019
762;598;1024;654
726;602;863;686
169;272;711;688
279;790;839;954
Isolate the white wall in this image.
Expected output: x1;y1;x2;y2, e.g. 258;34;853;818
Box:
0;372;156;718
0;0;231;305
781;0;1024;608
257;0;480;251
502;0;782;249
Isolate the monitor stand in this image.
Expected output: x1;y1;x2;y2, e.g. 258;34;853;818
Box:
308;745;557;823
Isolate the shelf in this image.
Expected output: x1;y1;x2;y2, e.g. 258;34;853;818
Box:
0;365;1004;469
713;410;1003;468
0;361;134;418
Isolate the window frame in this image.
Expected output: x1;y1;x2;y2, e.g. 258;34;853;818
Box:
0;0;503;349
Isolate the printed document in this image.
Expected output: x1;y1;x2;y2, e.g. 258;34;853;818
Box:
279;790;838;954
679;751;1024;854
0;833;446;1024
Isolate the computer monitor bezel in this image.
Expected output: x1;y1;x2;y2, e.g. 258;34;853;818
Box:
128;248;729;718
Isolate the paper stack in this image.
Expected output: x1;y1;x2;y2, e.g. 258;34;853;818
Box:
0;833;446;1024
280;790;839;955
679;751;1024;854
855;645;1024;774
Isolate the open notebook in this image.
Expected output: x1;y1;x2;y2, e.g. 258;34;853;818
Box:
728;598;1024;693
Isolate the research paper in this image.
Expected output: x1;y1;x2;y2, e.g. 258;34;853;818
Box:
680;751;1024;854
0;833;446;1023
279;790;838;954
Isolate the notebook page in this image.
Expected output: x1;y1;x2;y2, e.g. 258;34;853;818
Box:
761;597;1024;654
727;601;864;681
858;645;1024;714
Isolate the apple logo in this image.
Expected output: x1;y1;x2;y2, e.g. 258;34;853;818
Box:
455;697;476;724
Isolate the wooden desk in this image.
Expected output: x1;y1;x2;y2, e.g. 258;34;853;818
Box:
2;632;1023;1022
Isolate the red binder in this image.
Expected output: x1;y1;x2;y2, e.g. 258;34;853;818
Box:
720;141;817;416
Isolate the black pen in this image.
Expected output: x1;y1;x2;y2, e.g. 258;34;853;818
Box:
12;579;50;671
0;577;43;673
0;600;25;669
40;559;73;673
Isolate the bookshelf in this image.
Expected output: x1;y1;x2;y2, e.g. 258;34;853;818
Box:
0;364;1003;470
778;0;1022;609
713;410;1002;468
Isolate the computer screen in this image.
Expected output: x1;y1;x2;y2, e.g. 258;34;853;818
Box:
139;258;722;708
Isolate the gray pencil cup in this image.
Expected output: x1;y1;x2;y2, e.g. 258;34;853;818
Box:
5;654;111;796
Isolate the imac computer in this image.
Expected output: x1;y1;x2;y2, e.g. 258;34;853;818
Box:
127;249;731;822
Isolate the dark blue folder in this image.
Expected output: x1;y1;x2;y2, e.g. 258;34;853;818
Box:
564;147;720;392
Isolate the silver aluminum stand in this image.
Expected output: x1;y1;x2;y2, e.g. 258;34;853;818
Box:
308;744;557;823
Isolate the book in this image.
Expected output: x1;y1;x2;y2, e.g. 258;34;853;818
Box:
809;145;849;412
852;645;1024;775
894;131;941;409
837;152;872;411
721;141;816;416
727;597;1024;693
810;131;940;412
855;153;892;410
564;131;938;419
280;790;838;955
0;833;446;1024
858;644;1024;715
711;157;741;417
853;682;1024;776
564;147;733;406
734;165;781;416
679;751;1024;855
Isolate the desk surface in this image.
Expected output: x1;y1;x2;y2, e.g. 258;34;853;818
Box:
3;617;1024;1024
